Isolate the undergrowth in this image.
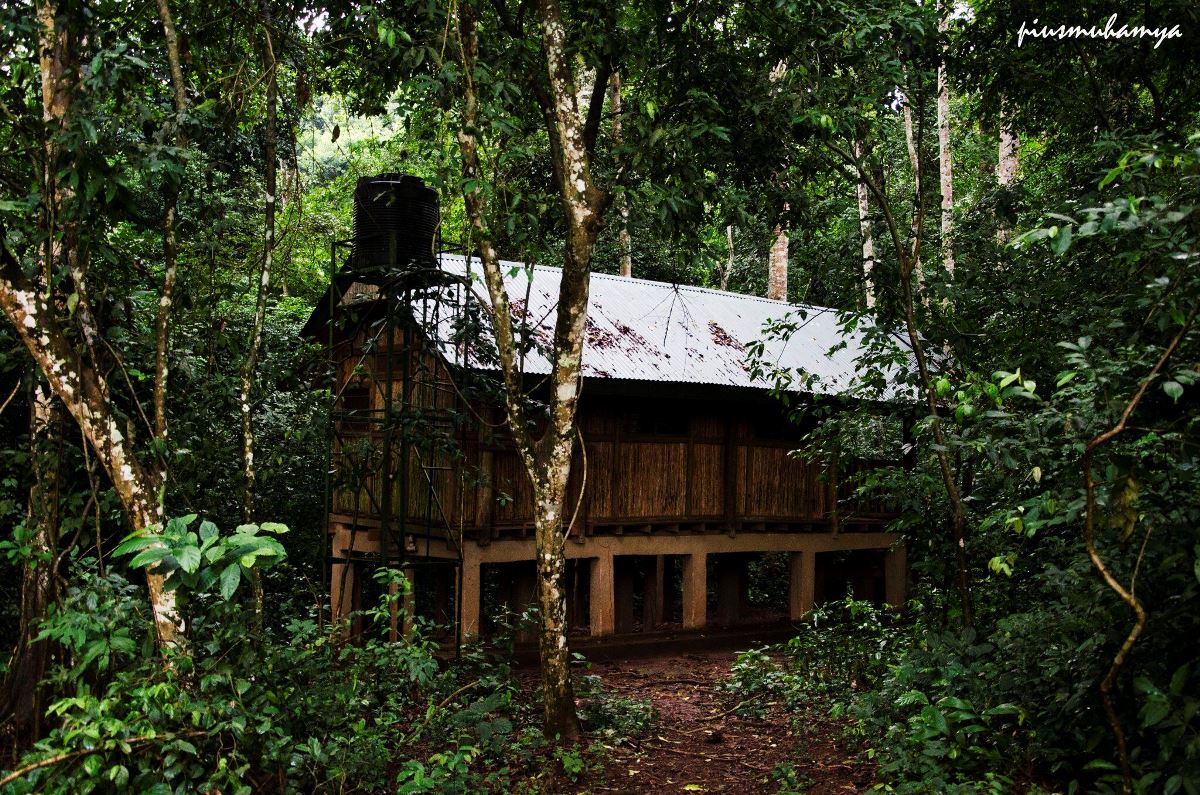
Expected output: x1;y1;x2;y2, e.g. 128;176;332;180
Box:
720;594;1199;794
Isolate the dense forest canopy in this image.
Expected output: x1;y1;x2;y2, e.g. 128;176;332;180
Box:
0;0;1197;791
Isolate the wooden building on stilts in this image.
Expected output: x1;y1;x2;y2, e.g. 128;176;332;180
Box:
304;174;909;647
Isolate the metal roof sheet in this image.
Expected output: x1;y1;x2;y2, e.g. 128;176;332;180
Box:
416;254;913;401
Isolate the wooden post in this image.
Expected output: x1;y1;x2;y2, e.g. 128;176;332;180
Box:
569;560;585;629
513;565;538;642
682;552;707;629
590;555;615;636
716;555;740;626
789;551;815;620
331;560;355;625
330;527;357;628
614;557;635;633
885;544;907;609
460;559;481;637
388;580;400;642
642;555;664;630
402;566;416;638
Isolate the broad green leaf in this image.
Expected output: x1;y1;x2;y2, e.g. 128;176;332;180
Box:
219;563;241;600
1141;695;1170;728
113;534;161;556
166;514;198;534
176;545;201;574
1163;380;1183;401
128;546;171;569
919;705;949;736
1098;165;1124;189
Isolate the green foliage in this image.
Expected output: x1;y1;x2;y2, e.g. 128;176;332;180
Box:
576;670;657;741
721;598;906;717
113;515;287;600
3;562;530;793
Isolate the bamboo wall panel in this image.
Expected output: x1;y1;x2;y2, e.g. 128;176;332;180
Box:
739;446;827;519
617;442;687;518
585;441;616;520
690;443;725;516
491;449;534;525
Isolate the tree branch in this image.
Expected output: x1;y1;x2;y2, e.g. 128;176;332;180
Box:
581;59;613;154
1082;297;1198;792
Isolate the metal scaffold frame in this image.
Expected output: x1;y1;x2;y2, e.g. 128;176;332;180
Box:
321;231;475;654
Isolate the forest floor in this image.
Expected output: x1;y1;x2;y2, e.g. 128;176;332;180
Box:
562;649;875;794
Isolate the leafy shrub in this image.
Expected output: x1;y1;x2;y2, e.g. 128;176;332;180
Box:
576;669;657;740
1;516;523;793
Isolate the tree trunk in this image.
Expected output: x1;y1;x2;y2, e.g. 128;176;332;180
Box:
936;0;954;277
0;0;181;648
767;209;788;301
609;73;632;278
996;96;1019;243
240;8;277;523
720;225;734;291
456;0;611;740
153;0;188;444
826;139;973;628
901;92;925;292
3;384;62;746
853;139;876;308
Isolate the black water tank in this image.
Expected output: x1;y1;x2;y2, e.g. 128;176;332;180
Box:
352;173;439;274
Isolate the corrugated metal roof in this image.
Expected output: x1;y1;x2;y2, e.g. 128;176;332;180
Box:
414;254;912;401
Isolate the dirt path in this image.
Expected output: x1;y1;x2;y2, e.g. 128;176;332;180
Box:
582;650;875;794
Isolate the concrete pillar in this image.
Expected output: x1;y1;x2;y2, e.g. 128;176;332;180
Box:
642;555;665;630
590;555;615;636
789;551;815;620
885;544;907;608
614;557;635;633
460;560;481;637
682;552;707;629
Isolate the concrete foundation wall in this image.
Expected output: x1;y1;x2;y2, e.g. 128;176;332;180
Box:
331;524;905;640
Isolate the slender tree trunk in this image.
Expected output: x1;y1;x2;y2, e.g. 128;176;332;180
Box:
455;0;609;740
827;139;972;627
996;96;1019;243
2;384;62;746
153;0;188;444
996;100;1019;188
609;73;632;278
936;0;954;277
853;139;876;308
902;100;919;178
720;225;734;291
901;93;925;291
767;207;788;301
240;9;277;523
